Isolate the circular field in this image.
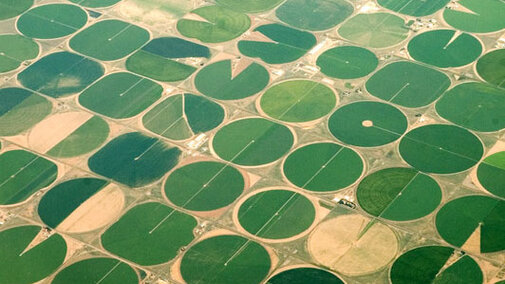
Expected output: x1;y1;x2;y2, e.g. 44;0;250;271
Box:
365;61;451;108
102;202;197;266
0;87;51;136
267;267;344;284
89;132;181;187
338;13;409;48
443;0;505;33
259;80;336;123
436;195;505;253
79;72;163;119
328;101;407;147
357;168;441;221
18;51;104;98
377;0;449;16
0;225;66;284
17;4;87;39
52;258;138;284
283;142;363;192
70;20;150;61
399;124;483;174
143;93;224;141
408;30;482;68
317;46;378;79
390;246;483;284
0;0;33;20
0;34;38;73
0;150;57;205
195;59;269;100
237;189;315;240
216;0;282;12
476;49;505;88
180;235;271;284
276;0;353;31
477;151;505;198
177;5;250;43
308;214;398;276
38;178;124;233
164;161;244;211
212;118;294;166
69;0;121;8
436;82;505;132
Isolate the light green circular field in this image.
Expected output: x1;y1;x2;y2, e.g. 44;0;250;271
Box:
477;151;505;198
0;0;33;20
443;0;505;33
216;0;283;12
317;46;378;79
69;0;121;8
377;0;449;16
476;49;505;88
52;258;138;284
0;34;38;73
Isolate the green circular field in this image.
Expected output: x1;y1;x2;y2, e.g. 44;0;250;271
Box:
195;59;270;100
317;46;378;79
436;82;505;132
0;0;33;20
377;0;449;16
102;202;197;266
237;189;315;240
143;93;224;141
52;258;138;284
443;0;505;33
357;168;441;221
0;88;52;136
164;161;244;211
69;0;121;8
17;4;87;39
276;0;353;31
18;51;104;98
0;225;66;284
216;0;283;12
338;13;409;48
267;267;344;284
328;101;407;147
0;34;38;73
177;5;250;43
180;235;271;284
476;49;505;88
408;30;482;68
365;61;451;108
390;246;483;284
212;118;294;166
436;195;505;253
259;80;336;123
283;142;363;192
399;124;484;174
477;151;505;198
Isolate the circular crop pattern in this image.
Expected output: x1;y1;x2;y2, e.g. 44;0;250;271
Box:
317;46;378;79
443;0;505;33
377;0;449;16
476;49;505;88
267;267;344;284
69;0;121;8
0;34;38;73
477;151;505;198
0;0;33;20
52;258;138;284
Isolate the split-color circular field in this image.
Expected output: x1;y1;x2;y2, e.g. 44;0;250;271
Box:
0;0;33;20
408;30;482;68
338;13;409;48
177;5;250;43
79;72;163;119
390;246;483;284
436;82;505;132
0;225;66;284
216;0;283;12
365;61;451;108
267;267;344;284
180;235;271;284
70;20;149;61
69;0;121;8
17;4;87;39
283;142;363;192
477;151;505;198
377;0;449;16
212;118;294;166
357;168;441;221
436;195;505;253
276;0;353;31
399;124;483;174
18;51;104;98
0;34;38;73
89;132;181;187
443;0;505;33
237;189;315;240
476;49;505;88
143;93;224;141
259;80;336;123
52;258;138;284
308;214;398;275
328;101;407;147
238;24;316;64
317;46;378;79
0;150;57;205
195;59;270;100
0;88;51;136
164;161;244;211
102;202;197;266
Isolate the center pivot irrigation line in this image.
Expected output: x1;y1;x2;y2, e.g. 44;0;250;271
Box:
388;83;410;102
95;261;121;284
275;81;321;120
0;155;40;189
301;146;345;189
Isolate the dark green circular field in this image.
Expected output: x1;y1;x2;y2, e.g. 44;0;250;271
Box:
443;0;505;33
216;0;283;12
283;142;363;192
476;49;505;88
69;0;121;8
164;161;244;211
267;267;344;284
52;258;139;284
357;168;441;221
377;0;449;16
317;46;378;79
399;124;484;174
328;101;407;147
0;34;38;73
0;0;33;20
477;151;505;198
